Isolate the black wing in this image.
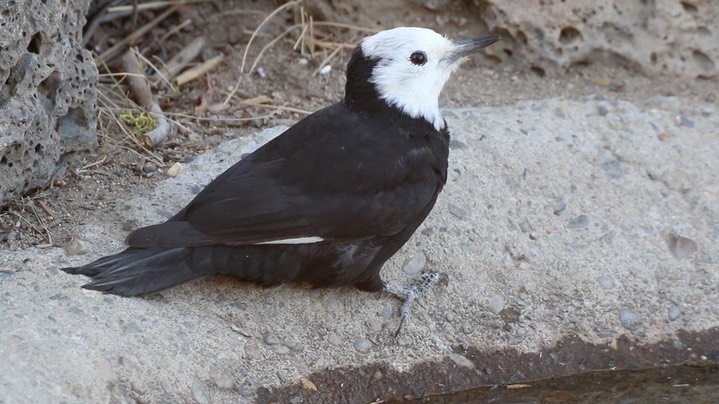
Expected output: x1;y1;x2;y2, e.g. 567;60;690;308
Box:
127;103;448;248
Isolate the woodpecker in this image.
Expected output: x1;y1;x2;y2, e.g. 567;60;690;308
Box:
62;27;499;334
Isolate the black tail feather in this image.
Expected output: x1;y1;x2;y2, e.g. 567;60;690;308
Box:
61;245;309;296
61;247;211;296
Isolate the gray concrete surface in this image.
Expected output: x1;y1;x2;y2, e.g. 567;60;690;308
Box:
1;97;718;403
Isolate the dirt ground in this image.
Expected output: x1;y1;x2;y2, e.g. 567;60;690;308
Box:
0;0;715;253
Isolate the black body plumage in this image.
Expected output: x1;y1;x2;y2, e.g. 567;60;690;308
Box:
63;28;500;306
62;45;450;296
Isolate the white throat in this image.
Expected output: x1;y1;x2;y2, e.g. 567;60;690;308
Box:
370;67;450;131
360;27;459;131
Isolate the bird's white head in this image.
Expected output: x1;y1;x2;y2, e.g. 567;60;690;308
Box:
357;27;499;131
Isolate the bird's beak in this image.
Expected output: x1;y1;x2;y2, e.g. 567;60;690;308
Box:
446;34;501;63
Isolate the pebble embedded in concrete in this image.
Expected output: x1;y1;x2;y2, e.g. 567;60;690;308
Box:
668;305;682;321
190;378;210;404
619;309;641;330
567;214;589;229
597;275;616;290
354;338;372;353
327;332;341;346
402;252;427;276
488;295;505;315
264;334;280;345
448;203;469;220
670;235;698;259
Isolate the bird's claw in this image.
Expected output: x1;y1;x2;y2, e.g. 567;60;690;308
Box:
384;271;449;337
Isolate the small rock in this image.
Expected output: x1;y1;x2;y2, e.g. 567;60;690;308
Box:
567;215;589;229
668;305;682;321
300;377;318;391
124;321;141;333
366;318;383;333
676;115;694;128
354;338;372;353
319;65;332;75
598;104;609;116
160;379;173;394
518;219;533;233
371;370;383;381
449;353;476;369
207;103;229;113
402;252;427;276
64;237;90;256
488;294;505;315
190;379;210;404
244;342;262;360
284;340;304;352
66;306;83;316
166;162;183;177
553;201;566;215
397;336;412;347
238;378;259;397
670;235;698;259
597;275;616;290
274;345;290;354
600;160;624;179
461;321;473;334
264;334;280;345
142;162;158;173
645;95;682;110
325;296;344;312
327;332;341;346
210;369;235;389
618;309;641;330
130;376;148;395
277;370;291;383
608;80;626;92
449;139;468;150
448;203;469;220
445;311;455;322
601;231;616;244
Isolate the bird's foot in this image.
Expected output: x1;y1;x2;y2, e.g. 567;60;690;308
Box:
383;271;449;337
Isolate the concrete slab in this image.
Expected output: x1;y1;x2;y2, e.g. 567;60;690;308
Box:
1;97;717;403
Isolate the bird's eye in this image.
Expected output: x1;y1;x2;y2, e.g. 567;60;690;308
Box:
410;51;427;66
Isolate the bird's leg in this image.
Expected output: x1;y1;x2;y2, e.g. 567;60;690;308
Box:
383;272;449;337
